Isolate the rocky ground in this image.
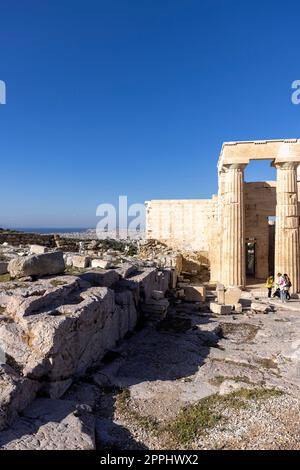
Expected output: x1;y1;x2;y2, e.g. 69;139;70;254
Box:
2;294;299;450
88;300;300;450
0;238;300;450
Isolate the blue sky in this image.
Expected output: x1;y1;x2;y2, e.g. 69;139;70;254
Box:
1;0;300;228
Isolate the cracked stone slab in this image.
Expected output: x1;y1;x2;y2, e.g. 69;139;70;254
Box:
0;364;38;431
0;398;95;450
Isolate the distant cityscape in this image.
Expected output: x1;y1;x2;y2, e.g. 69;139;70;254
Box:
6;227;146;240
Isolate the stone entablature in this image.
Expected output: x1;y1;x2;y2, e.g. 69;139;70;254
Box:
218;139;300;171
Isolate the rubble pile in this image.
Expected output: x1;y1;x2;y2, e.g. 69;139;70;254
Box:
138;239;210;284
138;239;183;271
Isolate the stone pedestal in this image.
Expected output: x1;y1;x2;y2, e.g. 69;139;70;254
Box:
275;162;300;293
220;164;245;288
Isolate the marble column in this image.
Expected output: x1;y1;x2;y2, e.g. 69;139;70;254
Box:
220;164;246;287
275;162;300;294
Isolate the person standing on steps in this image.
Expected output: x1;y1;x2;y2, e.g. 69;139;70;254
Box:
279;273;287;303
266;275;274;298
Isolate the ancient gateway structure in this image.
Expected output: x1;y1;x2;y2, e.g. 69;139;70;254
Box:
146;139;300;294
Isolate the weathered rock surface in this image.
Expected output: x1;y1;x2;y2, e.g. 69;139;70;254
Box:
8;251;65;278
210;302;232;315
116;263;137;279
80;270;119;288
0;285;118;382
0;398;95;450
117;268;171;300
184;285;206;302
91;259;111;269
89;301;300;450
251;302;269;314
1;264;300;450
224;287;242;306
151;290;164;300
140;298;169;321
70;255;90;269
0;262;8;275
0;266;170;414
0;365;38;431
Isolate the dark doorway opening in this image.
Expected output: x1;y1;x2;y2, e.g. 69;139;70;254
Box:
246;242;256;276
268;219;275;276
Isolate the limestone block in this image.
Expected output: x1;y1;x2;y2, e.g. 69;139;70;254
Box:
216;283;226;304
251;302;269;314
117;268;170;300
216;283;225;291
217;290;225;304
71;255;90;269
184;285;206;302
0;364;38;431
114;289;138;334
156;270;171;293
224;287;242;306
178;282;189;288
170;269;177;289
29;245;48;255
209;302;232;315
0;262;8;275
234;303;243;313
115;263;137;278
0;286;116;382
8;252;65;278
0;275;88;318
141;298;169;320
0;266;163;406
64;254;74;266
91;259;111;269
80;270;119;288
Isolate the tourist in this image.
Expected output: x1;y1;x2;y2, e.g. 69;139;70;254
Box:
266;275;274;298
283;273;291;301
279;273;288;303
272;272;282;299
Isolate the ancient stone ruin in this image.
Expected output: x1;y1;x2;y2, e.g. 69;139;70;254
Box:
146;139;300;293
1;140;300;450
0;239;175;447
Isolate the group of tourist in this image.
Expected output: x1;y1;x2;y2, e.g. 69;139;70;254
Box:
266;273;292;303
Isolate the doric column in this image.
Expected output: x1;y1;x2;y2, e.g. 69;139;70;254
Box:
220;163;246;287
275;162;300;293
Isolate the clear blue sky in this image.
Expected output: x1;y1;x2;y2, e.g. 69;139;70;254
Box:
1;0;300;228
